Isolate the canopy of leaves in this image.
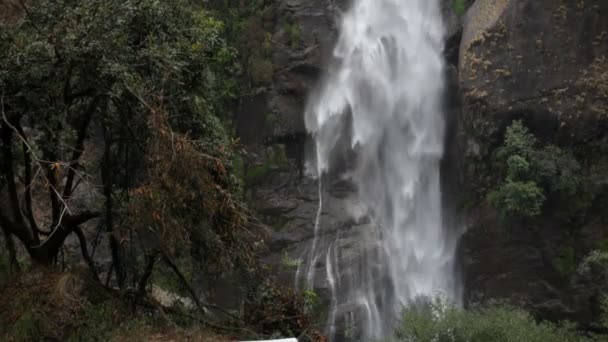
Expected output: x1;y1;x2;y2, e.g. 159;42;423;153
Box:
0;0;239;149
490;120;581;218
0;0;247;285
389;298;590;342
489;180;545;218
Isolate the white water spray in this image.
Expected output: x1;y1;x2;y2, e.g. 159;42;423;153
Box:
302;0;459;340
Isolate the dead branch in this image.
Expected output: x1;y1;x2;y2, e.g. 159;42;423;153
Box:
63;97;100;200
73;225;101;283
15;122;38;232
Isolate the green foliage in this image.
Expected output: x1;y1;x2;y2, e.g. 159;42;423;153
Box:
244;278;323;340
489;180;545;218
553;245;577;276
597;239;608;253
601;296;608;329
262;32;274;56
266;111;279;128
1;0;241;157
281;252;301;269
535;145;581;196
575;251;608;331
389;298;590;342
229;152;246;196
496;121;537;161
244;146;288;186
10;310;49;342
67;299;189;341
246;163;272;185
490;120;581;218
67;302;115;342
452;0;468;16
210;1;275;89
249;56;274;85
578;250;608;280
506;155;531;181
285;22;301;47
11;310;50;342
302;290;321;316
0;0;250;279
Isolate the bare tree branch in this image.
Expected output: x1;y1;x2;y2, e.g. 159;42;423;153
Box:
15;122;39;233
1;95;26;229
161;251;207;317
63;96;100;200
73;225;101;283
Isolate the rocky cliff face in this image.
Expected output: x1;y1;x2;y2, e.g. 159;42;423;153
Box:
235;0;352;295
235;0;608;330
458;0;608;323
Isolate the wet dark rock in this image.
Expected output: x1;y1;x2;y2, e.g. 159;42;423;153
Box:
458;0;608;325
237;0;608;332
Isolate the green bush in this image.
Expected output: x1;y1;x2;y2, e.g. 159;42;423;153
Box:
534;145;581;196
576;251;608;330
245;163;272;185
578;250;608;280
498;120;537;159
67;302;115;342
11;310;50;342
389;299;589;342
553;245;577;276
490;120;581;218
489;180;545;218
285;22;301;47
507;155;531;181
452;0;467;16
249;56;274;85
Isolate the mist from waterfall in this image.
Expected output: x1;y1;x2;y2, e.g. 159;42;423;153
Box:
301;0;459;340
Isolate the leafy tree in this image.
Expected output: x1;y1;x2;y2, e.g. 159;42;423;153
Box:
490;180;546;218
490;120;581;218
494;121;538;170
535;145;581;196
0;0;245;291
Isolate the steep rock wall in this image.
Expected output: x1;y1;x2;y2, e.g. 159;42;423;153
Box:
458;0;608;322
233;0;608;331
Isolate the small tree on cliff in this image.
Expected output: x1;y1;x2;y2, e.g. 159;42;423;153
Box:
489;120;581;218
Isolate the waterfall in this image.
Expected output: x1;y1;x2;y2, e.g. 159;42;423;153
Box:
301;0;459;340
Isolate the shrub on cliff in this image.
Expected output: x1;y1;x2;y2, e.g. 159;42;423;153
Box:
489;180;546;218
575;250;608;330
490;120;581;218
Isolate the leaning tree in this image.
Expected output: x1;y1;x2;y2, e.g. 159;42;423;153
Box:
0;0;247;289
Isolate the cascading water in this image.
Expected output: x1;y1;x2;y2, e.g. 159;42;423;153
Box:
300;0;459;340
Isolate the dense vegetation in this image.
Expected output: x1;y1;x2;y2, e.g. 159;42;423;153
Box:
390;300;590;342
389;249;608;342
0;0;322;340
489;120;581;218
